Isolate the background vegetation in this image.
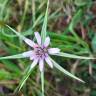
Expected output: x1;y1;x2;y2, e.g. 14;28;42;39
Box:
0;0;96;96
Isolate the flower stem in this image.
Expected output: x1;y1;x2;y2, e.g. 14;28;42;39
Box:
41;71;44;96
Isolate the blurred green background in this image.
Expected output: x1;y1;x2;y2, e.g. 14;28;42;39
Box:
0;0;96;96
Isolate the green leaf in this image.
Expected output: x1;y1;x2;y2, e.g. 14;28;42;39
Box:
53;52;95;59
92;34;96;53
0;69;11;80
50;58;85;83
41;71;44;96
41;0;49;43
1;60;21;74
69;9;83;31
15;60;37;92
69;9;83;39
5;25;25;40
75;0;91;6
0;53;25;60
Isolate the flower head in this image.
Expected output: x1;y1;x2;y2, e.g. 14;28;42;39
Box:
1;25;91;87
22;32;60;71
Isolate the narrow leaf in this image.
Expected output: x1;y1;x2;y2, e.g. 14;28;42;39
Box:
92;34;96;53
41;0;49;43
0;69;11;80
50;58;85;83
69;9;83;31
1;60;21;74
15;61;37;92
6;25;26;40
69;9;83;39
0;53;25;60
41;71;44;96
75;0;91;6
53;52;95;59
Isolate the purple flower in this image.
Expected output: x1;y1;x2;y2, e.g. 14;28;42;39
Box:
1;25;91;83
22;32;60;72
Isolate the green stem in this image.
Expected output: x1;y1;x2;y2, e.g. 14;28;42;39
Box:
41;71;44;96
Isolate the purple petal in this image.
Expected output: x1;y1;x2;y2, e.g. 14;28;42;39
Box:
45;56;53;68
24;38;36;48
44;37;50;47
48;48;60;54
39;59;44;72
30;55;36;60
22;51;34;57
30;59;38;69
35;32;41;45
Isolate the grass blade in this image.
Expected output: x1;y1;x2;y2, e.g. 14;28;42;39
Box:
53;52;95;59
14;61;37;93
0;53;25;60
41;0;49;43
6;25;25;40
50;58;85;83
69;9;83;40
41;71;44;96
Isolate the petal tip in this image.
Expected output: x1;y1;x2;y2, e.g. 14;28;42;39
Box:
34;32;41;45
44;36;50;47
48;48;60;54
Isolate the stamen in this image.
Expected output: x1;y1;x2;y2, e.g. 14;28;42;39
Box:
34;46;48;59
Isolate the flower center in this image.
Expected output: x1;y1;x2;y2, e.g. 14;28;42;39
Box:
35;46;48;59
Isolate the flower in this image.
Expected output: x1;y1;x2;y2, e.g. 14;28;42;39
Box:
1;25;93;85
22;32;60;72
